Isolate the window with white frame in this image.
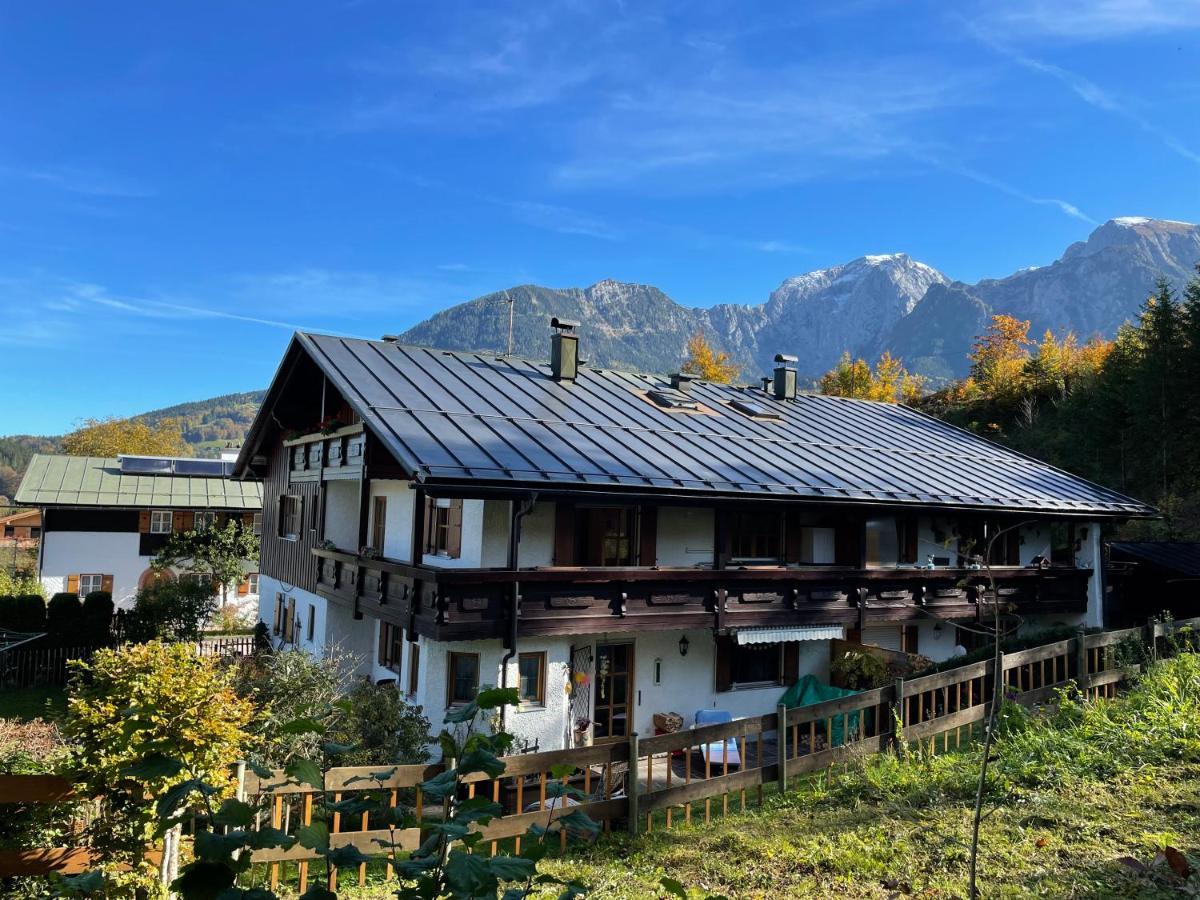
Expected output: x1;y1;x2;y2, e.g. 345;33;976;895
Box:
194;511;218;531
247;573;259;595
252;512;263;536
78;574;105;596
181;572;214;592
150;510;173;534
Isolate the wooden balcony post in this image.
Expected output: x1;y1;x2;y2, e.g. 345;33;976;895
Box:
627;731;640;835
777;703;788;793
1074;629;1088;694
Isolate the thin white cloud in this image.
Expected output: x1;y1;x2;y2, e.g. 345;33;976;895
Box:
0;164;152;198
974;0;1200;41
964;19;1200;165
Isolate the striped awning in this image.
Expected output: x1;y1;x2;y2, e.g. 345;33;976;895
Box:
735;625;845;645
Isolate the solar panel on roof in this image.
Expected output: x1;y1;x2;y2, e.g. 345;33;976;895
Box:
730;398;781;420
174;459;227;476
647;389;699;410
120;456;173;474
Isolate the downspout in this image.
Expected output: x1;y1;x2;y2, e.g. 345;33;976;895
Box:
499;493;537;733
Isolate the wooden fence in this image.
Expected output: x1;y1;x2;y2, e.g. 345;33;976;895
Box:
0;635;259;688
2;617;1197;888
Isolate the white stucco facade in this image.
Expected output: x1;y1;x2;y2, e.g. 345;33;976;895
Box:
41;529;259;614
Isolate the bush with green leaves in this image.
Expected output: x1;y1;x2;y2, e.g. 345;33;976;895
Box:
0;593;46;632
327;677;430;767
0;565;43;600
81;591;114;641
123;579;219;643
64;641;255;897
46;592;83;634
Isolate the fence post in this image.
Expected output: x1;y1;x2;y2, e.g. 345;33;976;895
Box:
627;731;639;836
891;678;905;751
1146;617;1158;663
777;703;788;794
1074;629;1088;696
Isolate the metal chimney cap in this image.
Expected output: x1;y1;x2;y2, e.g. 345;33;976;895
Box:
381;334;400;343
550;316;580;331
774;353;798;364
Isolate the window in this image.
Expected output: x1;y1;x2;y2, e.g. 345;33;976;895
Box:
371;496;387;553
447;651;479;705
584;507;634;566
3;526;11;538
247;573;259;595
425;498;463;558
283;596;296;643
731;511;783;562
78;574;105;597
182;572;214;592
408;643;420;696
517;652;546;707
273;593;285;635
1050;523;1075;566
251;512;263;536
279;495;302;540
194;511;218;532
716;637;796;691
865;517;900;567
306;604;315;642
731;643;781;685
378;622;404;672
150;510;173;534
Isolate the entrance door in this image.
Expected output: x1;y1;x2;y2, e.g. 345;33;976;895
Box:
592;642;634;742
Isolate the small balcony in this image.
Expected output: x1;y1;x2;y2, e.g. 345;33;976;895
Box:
312;547;1092;642
286;425;367;484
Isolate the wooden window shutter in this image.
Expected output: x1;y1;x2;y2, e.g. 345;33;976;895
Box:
138;511;151;534
178;512;194;532
552;502;576;566
238;577;249;596
423;497;436;554
242;512;254;529
784;510;802;563
901;516;919;564
782;641;800;685
446;499;463;559
638;505;657;566
173;511;185;532
1005;529;1021;566
101;575;114;594
378;623;388;665
715;635;733;693
67;574;79;594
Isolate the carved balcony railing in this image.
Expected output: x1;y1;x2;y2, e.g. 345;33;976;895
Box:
312;546;1093;642
285;425;367;484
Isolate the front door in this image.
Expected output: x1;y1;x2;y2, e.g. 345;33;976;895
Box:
592;642;634;743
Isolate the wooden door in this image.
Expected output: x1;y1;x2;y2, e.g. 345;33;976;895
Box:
592;642;635;743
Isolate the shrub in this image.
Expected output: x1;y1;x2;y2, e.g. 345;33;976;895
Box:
81;591;114;642
66;641;254;895
123;580;218;643
0;593;47;632
329;678;431;766
46;593;82;633
0;567;43;599
831;649;890;689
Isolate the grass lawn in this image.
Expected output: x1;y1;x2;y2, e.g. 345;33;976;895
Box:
0;685;68;722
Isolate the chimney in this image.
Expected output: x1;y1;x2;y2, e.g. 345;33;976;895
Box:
669;372;696;393
381;334;399;343
773;353;798;400
550;316;580;381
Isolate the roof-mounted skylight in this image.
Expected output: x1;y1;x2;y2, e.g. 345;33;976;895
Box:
730;398;782;420
648;389;699;410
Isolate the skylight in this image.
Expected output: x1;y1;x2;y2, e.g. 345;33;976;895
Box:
647;389;699;410
730;398;781;420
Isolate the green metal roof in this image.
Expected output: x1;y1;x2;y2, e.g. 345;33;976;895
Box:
15;455;262;510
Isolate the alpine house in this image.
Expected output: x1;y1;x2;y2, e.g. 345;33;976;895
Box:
234;321;1153;753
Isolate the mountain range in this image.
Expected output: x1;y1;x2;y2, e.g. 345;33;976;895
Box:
401;217;1200;382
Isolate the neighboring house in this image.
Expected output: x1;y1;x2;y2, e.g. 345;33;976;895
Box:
1107;541;1200;625
15;452;263;609
234;324;1153;754
0;508;42;544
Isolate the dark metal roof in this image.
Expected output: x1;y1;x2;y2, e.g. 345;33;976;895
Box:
258;332;1154;516
1109;542;1200;576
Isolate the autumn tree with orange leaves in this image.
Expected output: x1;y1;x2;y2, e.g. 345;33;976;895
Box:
681;331;740;383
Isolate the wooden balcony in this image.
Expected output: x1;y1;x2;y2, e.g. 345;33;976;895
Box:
312;547;1093;642
286;425;367;484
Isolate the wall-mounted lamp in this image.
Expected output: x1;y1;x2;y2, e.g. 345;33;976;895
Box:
679;635;690;657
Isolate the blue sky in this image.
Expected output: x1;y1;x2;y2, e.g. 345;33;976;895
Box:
2;0;1199;435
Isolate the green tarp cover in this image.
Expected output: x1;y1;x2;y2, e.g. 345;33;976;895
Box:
780;674;862;747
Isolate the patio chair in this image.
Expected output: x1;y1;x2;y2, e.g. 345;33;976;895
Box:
693;709;742;769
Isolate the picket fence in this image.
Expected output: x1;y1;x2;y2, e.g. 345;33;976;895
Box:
1;617;1196;889
0;635;257;688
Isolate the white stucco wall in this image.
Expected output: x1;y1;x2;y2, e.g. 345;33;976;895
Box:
324;480;360;550
481;499;511;568
516;502;555;568
655;507;714;567
41;530;259;613
256;577;327;655
368;480;417;561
